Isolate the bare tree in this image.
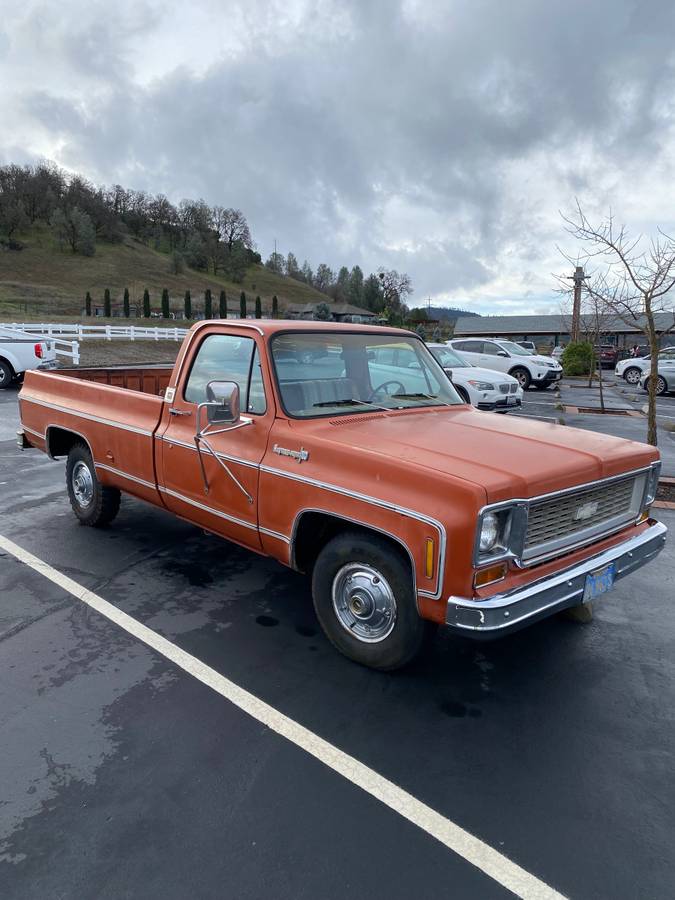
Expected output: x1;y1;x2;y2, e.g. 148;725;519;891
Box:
561;203;675;445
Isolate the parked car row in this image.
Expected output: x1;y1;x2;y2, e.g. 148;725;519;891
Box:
616;347;675;385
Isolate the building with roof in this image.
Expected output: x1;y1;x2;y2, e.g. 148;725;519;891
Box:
285;302;380;323
453;313;675;350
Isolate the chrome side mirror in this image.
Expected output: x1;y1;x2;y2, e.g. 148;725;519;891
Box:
206;381;240;424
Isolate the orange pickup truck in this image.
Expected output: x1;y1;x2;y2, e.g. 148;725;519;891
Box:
17;320;667;669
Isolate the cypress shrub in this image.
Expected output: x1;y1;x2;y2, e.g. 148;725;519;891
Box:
272;294;278;318
104;288;111;317
184;289;192;320
240;291;247;319
85;291;92;316
161;288;170;319
219;289;227;318
123;287;130;318
143;289;151;318
255;295;262;318
205;288;212;319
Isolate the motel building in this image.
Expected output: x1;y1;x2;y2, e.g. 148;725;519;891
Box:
452;313;675;353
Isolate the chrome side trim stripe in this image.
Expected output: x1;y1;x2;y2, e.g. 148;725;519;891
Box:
95;463;157;492
21;395;155;437
156;433;259;470
158;485;258;532
259;527;291;545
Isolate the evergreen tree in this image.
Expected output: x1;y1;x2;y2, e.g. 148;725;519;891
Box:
219;289;227;318
104;288;111;317
255;295;262;318
348;265;364;306
204;288;212;318
143;289;151;318
240;291;247;319
161;288;170;319
123;287;130;318
184;289;192;320
85;291;92;316
272;295;279;318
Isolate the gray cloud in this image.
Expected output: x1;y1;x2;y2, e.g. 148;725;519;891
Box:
3;0;675;310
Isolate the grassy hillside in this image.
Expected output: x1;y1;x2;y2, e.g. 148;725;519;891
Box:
0;225;328;320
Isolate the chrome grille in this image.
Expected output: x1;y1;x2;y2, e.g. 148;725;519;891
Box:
524;475;641;557
499;383;509;394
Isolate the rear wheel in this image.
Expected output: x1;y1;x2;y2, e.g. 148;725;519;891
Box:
0;360;14;389
646;376;668;396
510;367;531;390
66;443;121;527
311;531;429;670
623;367;642;385
533;382;551;391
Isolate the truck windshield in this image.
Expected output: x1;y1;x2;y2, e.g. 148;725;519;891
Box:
271;332;462;417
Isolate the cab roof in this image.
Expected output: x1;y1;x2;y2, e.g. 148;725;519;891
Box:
188;318;416;338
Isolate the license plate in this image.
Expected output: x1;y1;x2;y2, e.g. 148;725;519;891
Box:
507;395;517;405
582;563;616;603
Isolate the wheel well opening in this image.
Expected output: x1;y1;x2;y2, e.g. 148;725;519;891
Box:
0;356;15;375
292;512;412;578
47;427;88;459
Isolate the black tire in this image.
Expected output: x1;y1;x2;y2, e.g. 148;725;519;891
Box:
644;376;668;397
66;443;121;527
0;360;14;390
455;385;471;404
311;531;429;670
623;367;642;385
533;382;550;391
510;366;531;390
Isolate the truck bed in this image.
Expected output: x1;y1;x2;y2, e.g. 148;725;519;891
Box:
51;364;174;396
19;366;171;504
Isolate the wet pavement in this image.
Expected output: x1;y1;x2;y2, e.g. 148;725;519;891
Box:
1;384;675;899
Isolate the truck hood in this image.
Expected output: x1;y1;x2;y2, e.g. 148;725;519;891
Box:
293;406;658;502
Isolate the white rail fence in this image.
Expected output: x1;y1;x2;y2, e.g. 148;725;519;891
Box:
0;323;189;343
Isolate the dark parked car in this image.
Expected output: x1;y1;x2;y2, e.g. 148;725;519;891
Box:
594;345;619;368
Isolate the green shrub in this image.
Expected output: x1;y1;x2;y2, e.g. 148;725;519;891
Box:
562;341;593;375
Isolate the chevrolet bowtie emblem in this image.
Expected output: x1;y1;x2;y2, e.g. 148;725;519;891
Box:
574;500;598;521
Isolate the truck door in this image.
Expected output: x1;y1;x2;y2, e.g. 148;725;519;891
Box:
158;329;272;549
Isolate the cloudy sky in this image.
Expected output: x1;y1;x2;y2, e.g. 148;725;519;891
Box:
2;0;675;314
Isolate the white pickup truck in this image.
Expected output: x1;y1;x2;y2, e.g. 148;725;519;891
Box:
0;331;57;389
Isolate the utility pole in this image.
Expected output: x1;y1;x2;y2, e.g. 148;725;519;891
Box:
571;266;584;342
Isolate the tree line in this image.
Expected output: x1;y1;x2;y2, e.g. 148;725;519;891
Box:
0;161;259;281
86;287;278;321
0;161;415;318
264;251;413;319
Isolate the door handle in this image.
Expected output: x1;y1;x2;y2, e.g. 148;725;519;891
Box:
169;408;191;417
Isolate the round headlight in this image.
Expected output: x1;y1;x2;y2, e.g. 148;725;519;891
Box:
479;512;499;552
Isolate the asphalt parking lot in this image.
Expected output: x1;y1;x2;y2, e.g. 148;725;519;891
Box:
1;383;675;899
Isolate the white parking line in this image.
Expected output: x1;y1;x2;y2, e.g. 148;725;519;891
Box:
0;534;565;900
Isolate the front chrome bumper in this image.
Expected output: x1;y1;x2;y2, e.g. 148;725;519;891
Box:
446;520;667;636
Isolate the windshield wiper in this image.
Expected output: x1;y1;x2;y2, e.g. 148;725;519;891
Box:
313;398;389;412
390;392;448;405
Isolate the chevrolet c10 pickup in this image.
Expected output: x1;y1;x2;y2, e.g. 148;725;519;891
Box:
17;320;667;669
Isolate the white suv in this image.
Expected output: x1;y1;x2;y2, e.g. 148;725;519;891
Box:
427;343;523;412
448;338;563;390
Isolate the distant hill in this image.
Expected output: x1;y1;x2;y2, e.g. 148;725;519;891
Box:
426;306;481;322
0;224;329;319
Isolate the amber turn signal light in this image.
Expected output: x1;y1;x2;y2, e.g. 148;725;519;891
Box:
474;562;508;588
425;539;434;578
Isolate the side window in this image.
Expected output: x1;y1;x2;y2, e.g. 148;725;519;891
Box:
184;334;267;414
482;342;502;356
456;340;483;353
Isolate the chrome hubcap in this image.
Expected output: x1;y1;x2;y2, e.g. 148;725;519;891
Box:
332;563;397;643
72;461;94;507
515;371;528;387
626;369;640;384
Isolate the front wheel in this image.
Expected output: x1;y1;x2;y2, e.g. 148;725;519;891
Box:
510;367;531;390
645;376;668;396
66;444;121;526
623;367;642;385
311;532;429;670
